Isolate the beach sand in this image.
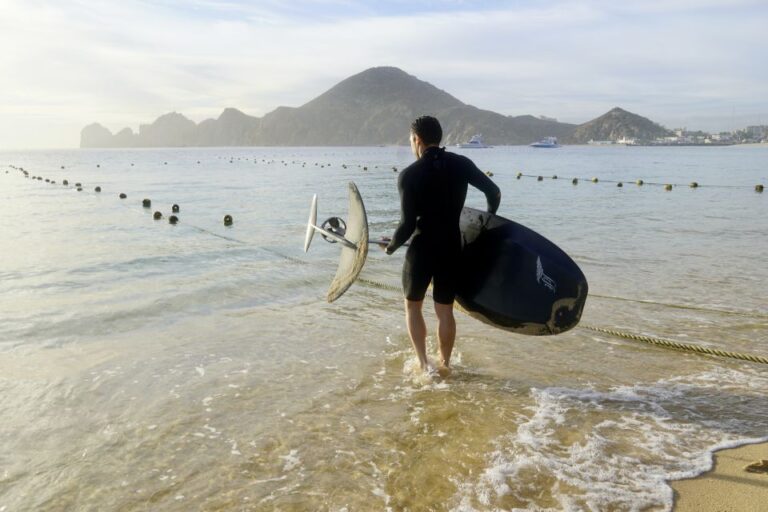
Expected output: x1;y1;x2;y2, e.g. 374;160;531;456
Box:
672;442;768;511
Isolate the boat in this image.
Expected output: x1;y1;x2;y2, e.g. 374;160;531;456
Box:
457;134;492;148
530;136;560;148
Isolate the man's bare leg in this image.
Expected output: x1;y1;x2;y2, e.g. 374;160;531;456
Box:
435;302;456;368
405;299;429;370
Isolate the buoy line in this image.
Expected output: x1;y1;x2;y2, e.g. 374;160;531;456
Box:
4;164;767;321
513;172;763;191
5;164;767;365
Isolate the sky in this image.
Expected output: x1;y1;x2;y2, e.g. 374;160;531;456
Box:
1;0;767;149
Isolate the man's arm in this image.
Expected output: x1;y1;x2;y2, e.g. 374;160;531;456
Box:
385;172;416;255
468;164;501;214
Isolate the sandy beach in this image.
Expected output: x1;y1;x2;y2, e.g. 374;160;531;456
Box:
672;442;768;511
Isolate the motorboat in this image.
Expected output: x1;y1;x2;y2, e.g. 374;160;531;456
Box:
530;136;560;148
457;134;492;148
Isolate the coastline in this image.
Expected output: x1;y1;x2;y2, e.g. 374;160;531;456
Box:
672;441;768;511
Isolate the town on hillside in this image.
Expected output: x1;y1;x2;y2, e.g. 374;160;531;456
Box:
588;125;768;146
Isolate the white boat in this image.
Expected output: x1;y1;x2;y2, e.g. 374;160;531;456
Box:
530;136;560;148
457;134;492;148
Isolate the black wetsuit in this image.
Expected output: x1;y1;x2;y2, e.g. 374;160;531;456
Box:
385;146;500;304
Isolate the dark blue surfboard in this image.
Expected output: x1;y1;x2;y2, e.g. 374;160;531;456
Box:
456;207;588;335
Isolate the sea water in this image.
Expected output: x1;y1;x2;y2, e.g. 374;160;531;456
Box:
0;145;766;511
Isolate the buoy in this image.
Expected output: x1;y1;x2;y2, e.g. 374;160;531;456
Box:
665;184;673;191
756;184;764;193
617;182;623;187
164;162;168;165
38;177;43;180
552;175;557;180
486;171;494;177
142;199;151;208
45;179;50;183
51;181;56;184
537;176;543;181
63;180;69;185
169;215;178;224
363;166;368;171
77;187;82;192
636;179;644;186
96;164;100;168
223;215;233;226
95;186;101;192
60;166;65;169
689;182;699;188
153;211;162;220
119;193;127;199
172;204;179;213
572;178;578;185
75;182;81;187
591;177;599;183
131;163;134;166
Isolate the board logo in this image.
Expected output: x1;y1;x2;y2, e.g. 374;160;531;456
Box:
536;257;557;293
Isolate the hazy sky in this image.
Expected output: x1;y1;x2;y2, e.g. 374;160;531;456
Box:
1;0;766;149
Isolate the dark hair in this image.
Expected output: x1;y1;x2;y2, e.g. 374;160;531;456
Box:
410;116;442;145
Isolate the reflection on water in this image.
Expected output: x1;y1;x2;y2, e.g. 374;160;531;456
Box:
0;146;766;511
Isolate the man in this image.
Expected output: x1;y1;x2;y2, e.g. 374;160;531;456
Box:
382;116;500;374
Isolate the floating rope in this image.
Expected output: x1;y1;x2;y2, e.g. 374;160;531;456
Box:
581;324;768;365
358;277;401;293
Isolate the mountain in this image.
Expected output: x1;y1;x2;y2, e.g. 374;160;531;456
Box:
566;107;672;143
80;67;663;147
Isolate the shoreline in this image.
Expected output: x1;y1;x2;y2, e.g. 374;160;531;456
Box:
672;441;768;511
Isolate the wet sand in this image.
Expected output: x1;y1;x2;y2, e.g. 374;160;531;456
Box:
672;442;768;511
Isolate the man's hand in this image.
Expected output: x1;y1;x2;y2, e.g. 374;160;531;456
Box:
378;236;392;252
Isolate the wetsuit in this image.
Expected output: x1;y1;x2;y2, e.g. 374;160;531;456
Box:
385;146;500;304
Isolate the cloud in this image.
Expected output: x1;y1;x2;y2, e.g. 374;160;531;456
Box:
0;0;766;148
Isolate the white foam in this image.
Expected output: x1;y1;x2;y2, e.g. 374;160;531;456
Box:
280;449;301;472
451;367;768;511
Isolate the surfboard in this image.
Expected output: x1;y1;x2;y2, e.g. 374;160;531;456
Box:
456;207;588;335
305;182;587;335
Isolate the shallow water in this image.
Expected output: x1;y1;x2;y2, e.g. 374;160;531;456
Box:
1;145;766;511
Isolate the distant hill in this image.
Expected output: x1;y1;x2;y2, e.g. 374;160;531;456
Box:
566;107;672;143
80;67;667;147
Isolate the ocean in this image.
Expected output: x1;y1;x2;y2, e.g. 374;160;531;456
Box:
1;145;766;511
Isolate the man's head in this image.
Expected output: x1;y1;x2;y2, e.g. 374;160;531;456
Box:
410;116;442;158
